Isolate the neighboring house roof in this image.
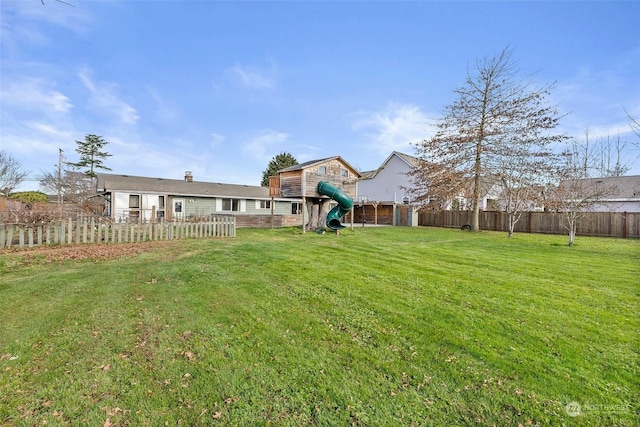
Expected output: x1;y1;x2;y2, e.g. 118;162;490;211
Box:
560;175;640;200
360;151;422;180
96;173;271;199
278;156;362;177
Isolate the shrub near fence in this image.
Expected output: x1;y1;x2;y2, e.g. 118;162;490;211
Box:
0;215;236;250
418;210;640;239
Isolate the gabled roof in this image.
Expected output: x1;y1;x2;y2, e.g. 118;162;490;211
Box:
360;151;422;180
278;156;361;177
96;173;270;199
560;175;640;199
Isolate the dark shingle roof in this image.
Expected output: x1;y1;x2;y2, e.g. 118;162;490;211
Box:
277;156;337;173
277;156;361;177
562;175;640;199
96;173;270;199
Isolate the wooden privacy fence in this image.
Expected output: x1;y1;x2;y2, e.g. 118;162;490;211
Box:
418;210;640;239
0;216;235;250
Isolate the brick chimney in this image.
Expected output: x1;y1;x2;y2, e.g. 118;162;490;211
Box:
184;171;193;182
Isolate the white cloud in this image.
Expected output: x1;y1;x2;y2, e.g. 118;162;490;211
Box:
555;47;640;138
0;77;72;113
0;1;93;53
351;102;432;155
242;129;289;162
229;64;277;90
27;121;74;140
78;69;139;125
147;88;182;123
211;133;226;146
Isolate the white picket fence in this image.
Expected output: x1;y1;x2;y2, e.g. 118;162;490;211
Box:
0;216;235;249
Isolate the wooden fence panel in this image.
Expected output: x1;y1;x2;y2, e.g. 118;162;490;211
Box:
0;216;236;250
418;210;640;239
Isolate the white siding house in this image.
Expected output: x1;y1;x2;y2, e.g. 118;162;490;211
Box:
357;152;419;203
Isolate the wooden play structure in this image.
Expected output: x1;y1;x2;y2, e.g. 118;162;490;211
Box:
269;156;361;232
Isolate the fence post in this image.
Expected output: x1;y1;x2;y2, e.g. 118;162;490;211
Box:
18;226;24;248
6;225;14;248
66;218;72;244
74;219;80;244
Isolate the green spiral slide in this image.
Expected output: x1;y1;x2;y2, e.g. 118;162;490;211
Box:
317;181;354;230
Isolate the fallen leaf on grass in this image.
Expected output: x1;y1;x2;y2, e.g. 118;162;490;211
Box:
1;241;175;266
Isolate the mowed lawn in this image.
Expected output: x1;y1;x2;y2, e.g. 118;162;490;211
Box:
0;227;638;426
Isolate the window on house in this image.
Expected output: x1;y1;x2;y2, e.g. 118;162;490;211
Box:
155;196;166;218
129;194;140;219
259;200;271;209
292;202;302;215
129;195;140;208
341;169;349;178
222;198;240;211
318;166;326;175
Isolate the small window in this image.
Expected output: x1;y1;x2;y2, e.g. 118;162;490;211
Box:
341;169;349;178
222;198;240;212
129;194;140;219
129;195;140;208
292;202;302;215
318;166;326;175
158;196;165;208
259;200;271;209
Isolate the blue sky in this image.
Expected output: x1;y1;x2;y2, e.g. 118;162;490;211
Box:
2;1;639;192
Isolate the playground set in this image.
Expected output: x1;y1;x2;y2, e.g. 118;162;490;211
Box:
269;156;361;233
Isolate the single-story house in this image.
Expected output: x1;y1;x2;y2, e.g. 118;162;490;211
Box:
95;172;304;225
559;175;640;213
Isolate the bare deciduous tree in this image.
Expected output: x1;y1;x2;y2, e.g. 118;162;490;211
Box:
496;149;553;238
584;130;632;177
548;139;619;246
39;170;94;204
410;47;567;232
625;108;640;141
0;151;29;196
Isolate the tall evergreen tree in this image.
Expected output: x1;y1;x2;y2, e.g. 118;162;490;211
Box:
261;152;298;186
67;134;112;178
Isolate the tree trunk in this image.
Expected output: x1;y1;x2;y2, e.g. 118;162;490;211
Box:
472;135;483;232
305;200;318;231
568;229;576;247
507;213;515;238
318;199;331;230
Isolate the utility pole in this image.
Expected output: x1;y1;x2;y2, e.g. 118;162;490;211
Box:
57;148;63;218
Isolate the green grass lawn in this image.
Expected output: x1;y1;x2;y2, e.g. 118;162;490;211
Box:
1;227;638;426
